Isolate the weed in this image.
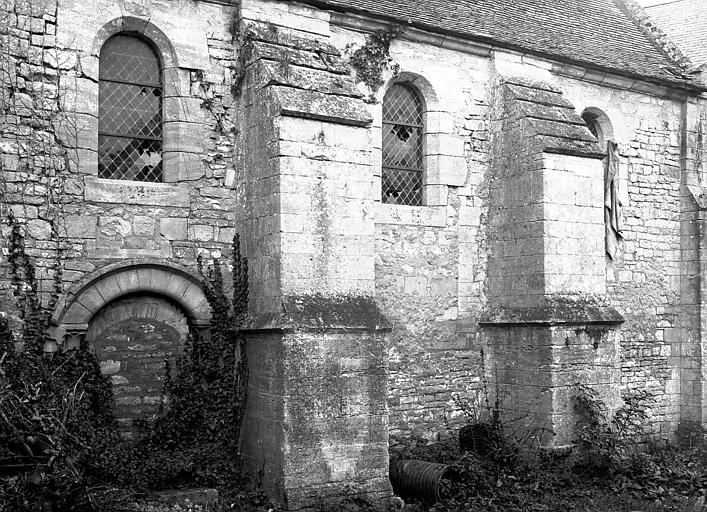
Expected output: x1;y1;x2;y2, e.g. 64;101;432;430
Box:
346;25;402;102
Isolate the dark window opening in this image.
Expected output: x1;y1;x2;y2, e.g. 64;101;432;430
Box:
98;34;163;182
582;111;603;147
382;84;423;206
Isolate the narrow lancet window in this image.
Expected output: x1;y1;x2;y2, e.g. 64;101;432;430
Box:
98;35;163;182
382;84;423;205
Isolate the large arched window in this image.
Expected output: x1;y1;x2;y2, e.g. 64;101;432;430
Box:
98;34;163;182
382;84;423;206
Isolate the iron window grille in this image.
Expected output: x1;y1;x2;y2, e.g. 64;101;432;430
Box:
98;34;163;182
382;84;423;206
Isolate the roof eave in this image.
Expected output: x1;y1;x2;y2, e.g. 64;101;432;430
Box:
296;0;707;95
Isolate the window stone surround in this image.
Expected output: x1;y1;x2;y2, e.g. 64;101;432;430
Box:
372;71;467;225
64;14;210;203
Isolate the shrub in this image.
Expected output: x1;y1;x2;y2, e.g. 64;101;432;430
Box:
1;221;254;510
571;383;707;505
388;383;707;512
0;216;124;512
572;383;653;476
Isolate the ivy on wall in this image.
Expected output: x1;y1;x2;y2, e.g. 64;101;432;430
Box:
125;235;250;493
0;229;253;510
0;214;117;511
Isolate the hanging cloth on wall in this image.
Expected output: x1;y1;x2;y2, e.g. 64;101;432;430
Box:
605;140;622;259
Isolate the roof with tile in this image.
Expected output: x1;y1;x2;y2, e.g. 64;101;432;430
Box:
300;0;705;90
646;0;707;66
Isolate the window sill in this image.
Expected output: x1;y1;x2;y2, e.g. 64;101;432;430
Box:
84;177;190;207
373;202;447;227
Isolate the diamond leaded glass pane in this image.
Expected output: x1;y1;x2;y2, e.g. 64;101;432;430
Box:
98;135;162;182
382;122;423;170
383;85;423;127
99;82;162;138
99;35;161;86
382;84;423;206
382;168;422;206
99;35;162;182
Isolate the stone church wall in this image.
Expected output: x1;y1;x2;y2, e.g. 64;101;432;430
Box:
85;294;190;437
559;77;688;435
3;0;707;505
0;0;242;437
329;12;701;440
358;40;493;437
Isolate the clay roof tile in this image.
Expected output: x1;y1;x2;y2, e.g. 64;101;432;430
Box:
301;0;704;90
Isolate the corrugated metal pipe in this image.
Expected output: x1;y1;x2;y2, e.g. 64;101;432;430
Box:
389;459;458;503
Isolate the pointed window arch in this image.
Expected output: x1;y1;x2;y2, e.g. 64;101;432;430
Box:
98;34;163;182
382;83;424;206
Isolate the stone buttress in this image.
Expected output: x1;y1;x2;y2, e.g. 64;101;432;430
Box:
234;21;393;510
481;75;624;447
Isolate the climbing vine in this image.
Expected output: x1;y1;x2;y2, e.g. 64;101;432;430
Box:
102;235;251;497
1;0;254;507
5;213;63;352
231;25;255;99
1;0;80;334
346;25;402;102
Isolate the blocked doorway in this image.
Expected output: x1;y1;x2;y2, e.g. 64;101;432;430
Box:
85;295;189;437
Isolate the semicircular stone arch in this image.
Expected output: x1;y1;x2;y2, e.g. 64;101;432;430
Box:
52;260;210;341
91;16;178;69
377;71;439;110
51;261;210;436
581;106;615;149
374;71;457;206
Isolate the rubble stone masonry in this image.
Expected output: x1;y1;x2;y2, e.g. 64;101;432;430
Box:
0;0;241;433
